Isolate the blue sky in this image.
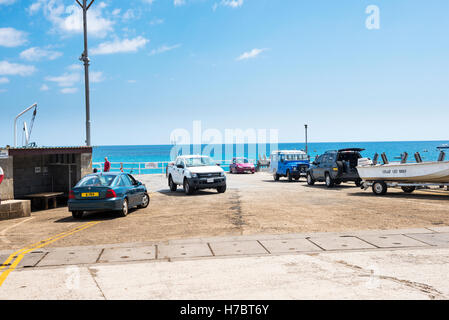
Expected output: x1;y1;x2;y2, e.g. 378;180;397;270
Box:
0;0;448;146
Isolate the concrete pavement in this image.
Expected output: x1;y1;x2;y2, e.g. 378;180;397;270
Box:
2;227;449;299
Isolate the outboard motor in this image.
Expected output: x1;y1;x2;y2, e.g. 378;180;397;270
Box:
438;151;446;162
381;153;389;164
414;152;423;163
372;153;379;165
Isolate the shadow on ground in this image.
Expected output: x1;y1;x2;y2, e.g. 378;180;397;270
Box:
157;190;222;197
54;210;131;223
349;192;449;201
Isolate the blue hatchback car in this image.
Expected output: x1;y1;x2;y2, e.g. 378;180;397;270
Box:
68;173;150;219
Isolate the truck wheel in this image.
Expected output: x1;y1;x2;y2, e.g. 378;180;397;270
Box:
273;173;280;181
217;185;227;193
119;199;129;217
325;173;335;188
307;172;315;186
401;186;416;194
169;176;177;192
72;211;83;219
287;170;293;182
372;181;388;195
184;179;194;195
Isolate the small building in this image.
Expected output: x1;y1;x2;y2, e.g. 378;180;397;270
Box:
0;147;92;201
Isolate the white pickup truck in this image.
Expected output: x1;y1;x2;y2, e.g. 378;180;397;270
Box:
166;155;227;195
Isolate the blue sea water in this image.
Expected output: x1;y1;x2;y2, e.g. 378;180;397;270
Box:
93;141;449;174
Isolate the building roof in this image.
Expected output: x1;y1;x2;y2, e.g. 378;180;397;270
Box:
7;146;92;156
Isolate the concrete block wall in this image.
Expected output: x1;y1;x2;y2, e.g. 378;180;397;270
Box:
0;200;31;221
13;154;54;197
77;153;93;181
0;157;14;201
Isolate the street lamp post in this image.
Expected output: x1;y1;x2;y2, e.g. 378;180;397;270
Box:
76;0;95;147
305;124;308;156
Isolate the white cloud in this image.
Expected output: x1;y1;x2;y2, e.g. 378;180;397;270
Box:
213;0;243;10
0;77;9;84
149;18;164;25
61;87;78;94
40;84;49;91
112;8;121;16
149;44;181;56
45;72;81;87
174;0;185;6
0;0;16;5
0;28;28;47
29;0;114;38
91;36;149;55
67;64;83;71
143;0;156;4
0;61;36;76
90;71;104;83
20;47;63;61
236;48;267;61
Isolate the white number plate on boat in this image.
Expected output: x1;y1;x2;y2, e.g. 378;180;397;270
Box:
207;178;214;183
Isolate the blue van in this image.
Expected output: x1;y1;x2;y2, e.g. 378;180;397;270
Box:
270;150;310;182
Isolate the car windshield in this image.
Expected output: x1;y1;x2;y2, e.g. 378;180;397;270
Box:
236;158;249;164
282;154;307;161
185;157;215;167
76;174;116;187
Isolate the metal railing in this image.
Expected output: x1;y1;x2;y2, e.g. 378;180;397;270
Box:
92;159;258;175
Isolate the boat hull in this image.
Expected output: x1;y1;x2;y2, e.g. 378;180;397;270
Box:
357;161;449;183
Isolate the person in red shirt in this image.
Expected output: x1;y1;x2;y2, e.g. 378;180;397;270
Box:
103;157;111;172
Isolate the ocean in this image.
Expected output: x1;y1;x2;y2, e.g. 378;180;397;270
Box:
92;140;449;174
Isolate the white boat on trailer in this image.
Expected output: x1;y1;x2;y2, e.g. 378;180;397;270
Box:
357;151;449;195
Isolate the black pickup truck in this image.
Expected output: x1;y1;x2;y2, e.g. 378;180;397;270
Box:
306;148;364;187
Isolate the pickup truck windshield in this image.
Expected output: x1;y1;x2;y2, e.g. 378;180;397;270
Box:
185;157;215;167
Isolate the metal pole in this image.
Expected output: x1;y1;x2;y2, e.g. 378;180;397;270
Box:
304;124;308;155
77;0;94;147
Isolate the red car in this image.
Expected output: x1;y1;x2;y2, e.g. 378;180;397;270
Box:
229;157;255;174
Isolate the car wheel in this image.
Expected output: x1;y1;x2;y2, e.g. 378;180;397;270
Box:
72;211;83;219
138;193;150;208
307;172;315;185
184;179;194;195
401;186;416;194
217;185;227;193
273;173;280;181
287;170;293;182
325;173;335;188
169;176;177;192
119;199;129;217
372;181;388;195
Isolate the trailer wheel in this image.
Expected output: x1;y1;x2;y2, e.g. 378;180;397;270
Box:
355;179;362;187
372;181;388;195
401;186;416;194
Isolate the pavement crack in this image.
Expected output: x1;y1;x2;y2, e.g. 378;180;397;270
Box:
88;267;107;300
228;190;245;234
333;260;446;300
